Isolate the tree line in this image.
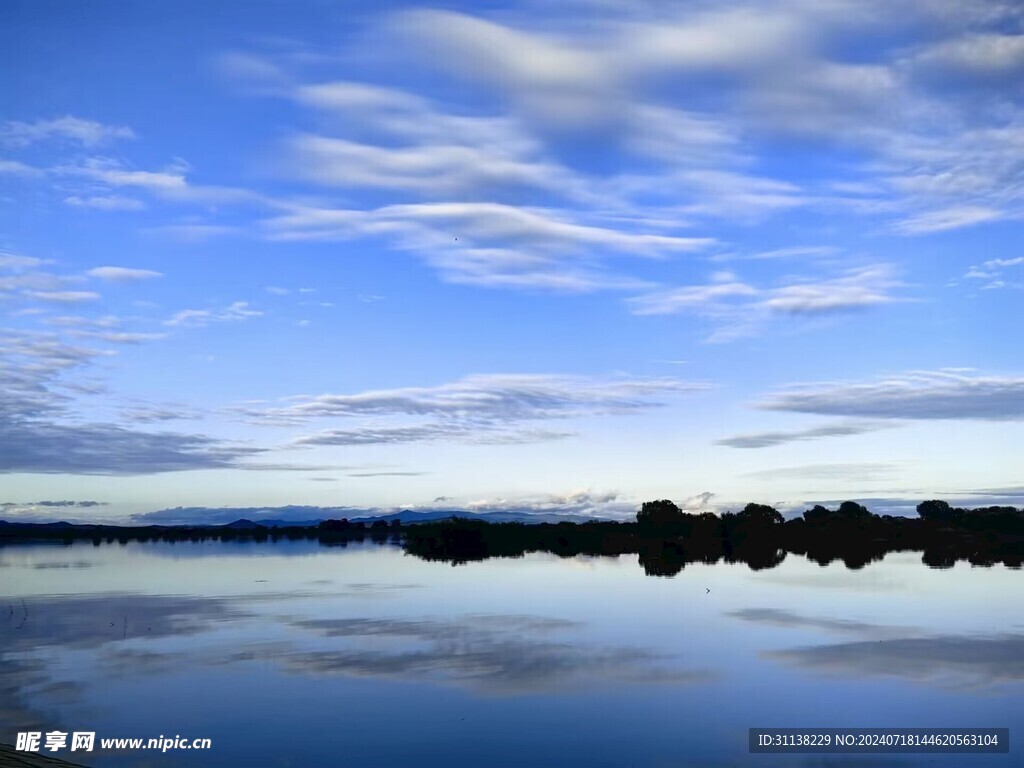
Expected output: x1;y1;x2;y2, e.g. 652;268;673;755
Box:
2;499;1022;574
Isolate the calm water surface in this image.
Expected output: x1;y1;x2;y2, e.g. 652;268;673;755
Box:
2;540;1022;767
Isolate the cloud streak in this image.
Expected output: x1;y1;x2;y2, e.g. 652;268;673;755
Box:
0;420;265;475
275;614;712;694
767;634;1024;691
165;301;263;327
717;420;894;448
86;266;163;281
759;370;1024;421
242;373;706;447
0;329;269;476
629;266;904;341
1;116;135;147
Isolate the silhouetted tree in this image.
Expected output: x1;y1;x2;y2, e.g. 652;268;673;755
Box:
838;501;872;519
738;503;784;526
319;518;351;531
802;505;832;524
636;499;684;529
917;499;958;523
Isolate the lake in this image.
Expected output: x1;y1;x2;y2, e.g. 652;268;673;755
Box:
2;539;1021;767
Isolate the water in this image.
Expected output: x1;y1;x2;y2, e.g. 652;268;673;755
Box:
2;539;1021;767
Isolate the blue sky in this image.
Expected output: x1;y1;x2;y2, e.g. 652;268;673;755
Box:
2;0;1023;523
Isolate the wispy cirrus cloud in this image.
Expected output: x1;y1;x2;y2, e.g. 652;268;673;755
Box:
264;201;712;292
962;255;1024;290
629;265;904;341
767;634;1024;691
758;369;1024;421
292;423;573;448
909;32;1024;83
0;328;266;475
378;2;1024;235
164;301;263;328
732;607;1024;689
241;373;707;447
741;462;898;482
717;420;895;448
277;613;711;694
2;499;106;508
64;195;145;211
0;116;135;148
86;266;163;281
24;290;101;303
0;420;265;475
0;258;66;299
248;373;704;422
0;158;44;177
41;315;167;344
889;205;1006;235
729;608;915;638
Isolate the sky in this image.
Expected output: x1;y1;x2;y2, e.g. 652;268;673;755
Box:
2;0;1023;524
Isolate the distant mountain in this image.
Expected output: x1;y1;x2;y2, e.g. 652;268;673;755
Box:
348;510;605;525
216;518;328;528
1;510;612;529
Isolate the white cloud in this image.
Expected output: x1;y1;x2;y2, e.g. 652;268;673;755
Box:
911;33;1024;79
74;331;168;344
743;246;839;261
164;301;263;328
86;266;163;281
0;252;76;300
43;315;120;329
153;224;242;241
891;205;1006;234
389;9;620;134
667;170;807;220
65;195;145;211
629;264;902;340
217;51;292;90
265;201;711;292
763;266;901;315
287;134;587;200
78;165;187;191
295;81;542;153
25;291;101;303
0;252;49;270
38;314;167;344
741;462;897;481
962;255;1024;289
630;279;758;315
1;116;135;147
0;159;43;176
376;3;1024;235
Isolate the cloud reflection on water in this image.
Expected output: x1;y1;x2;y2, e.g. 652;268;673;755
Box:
767;635;1024;691
731;607;1024;692
0;590;713;738
237;613;714;695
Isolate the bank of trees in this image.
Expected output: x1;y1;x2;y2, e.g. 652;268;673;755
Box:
3;498;1022;574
